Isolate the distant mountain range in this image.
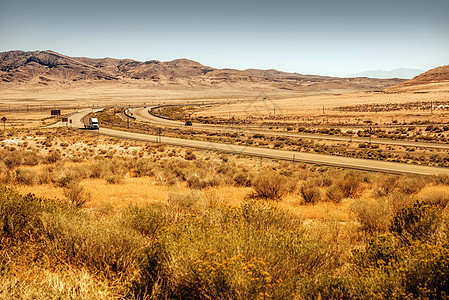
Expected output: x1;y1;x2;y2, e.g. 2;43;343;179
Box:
0;50;407;92
348;68;424;79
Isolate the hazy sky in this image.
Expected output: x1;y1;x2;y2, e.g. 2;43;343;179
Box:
1;0;448;76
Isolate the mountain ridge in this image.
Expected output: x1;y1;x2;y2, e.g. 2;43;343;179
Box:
1;50;405;92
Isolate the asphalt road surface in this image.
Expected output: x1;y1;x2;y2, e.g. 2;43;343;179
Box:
58;108;449;175
129;106;449;151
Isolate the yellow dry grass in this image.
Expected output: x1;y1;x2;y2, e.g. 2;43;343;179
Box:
196;87;449;124
2;81;447;130
277;193;357;222
14;178;253;210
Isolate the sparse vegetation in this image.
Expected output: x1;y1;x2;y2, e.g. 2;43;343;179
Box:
299;180;321;204
0;121;448;299
252;169;295;200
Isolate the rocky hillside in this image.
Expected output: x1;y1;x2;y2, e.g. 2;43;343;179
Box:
0;50;404;91
389;65;449;89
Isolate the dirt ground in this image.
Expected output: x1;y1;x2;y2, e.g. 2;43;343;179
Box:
195;83;449;126
0;81;447;129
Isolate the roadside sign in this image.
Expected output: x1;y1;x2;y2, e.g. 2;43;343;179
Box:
1;117;6;122
1;116;6;130
51;109;61;116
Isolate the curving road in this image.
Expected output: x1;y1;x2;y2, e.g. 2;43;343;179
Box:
128;106;449;150
54;108;449;176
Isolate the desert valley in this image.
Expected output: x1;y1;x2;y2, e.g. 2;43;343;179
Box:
1;50;449;299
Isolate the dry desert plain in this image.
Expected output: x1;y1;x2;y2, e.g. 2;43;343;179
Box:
1;74;449;299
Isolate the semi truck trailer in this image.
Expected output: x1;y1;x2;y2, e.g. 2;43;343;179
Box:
83;117;99;129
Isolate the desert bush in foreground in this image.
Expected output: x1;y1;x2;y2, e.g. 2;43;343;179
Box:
105;174;124;184
337;172;363;198
0;186;48;244
299;180;321;204
138;202;334;299
390;201;442;245
373;174;399;197
168;188;206;212
325;184;345;203
63;180;91;207
252;170;295;200
44;151;62;164
396;174;427;194
14;167;37;185
352;202;448;299
418;186;449;209
0;186;145;297
351;199;392;234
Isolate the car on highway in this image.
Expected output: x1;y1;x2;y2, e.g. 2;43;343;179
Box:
185;120;193;126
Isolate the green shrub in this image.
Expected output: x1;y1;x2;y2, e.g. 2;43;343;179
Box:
0;185;145;297
40;209;144;285
0;186;47;244
354;234;399;269
399;242;449;299
353;237;449;299
299;273;352;300
143;202;334;299
390;201;442;245
123;204;171;239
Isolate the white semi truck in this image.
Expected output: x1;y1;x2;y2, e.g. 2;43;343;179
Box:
83;117;99;129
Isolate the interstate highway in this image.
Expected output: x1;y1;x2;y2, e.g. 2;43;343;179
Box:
59;108;449;176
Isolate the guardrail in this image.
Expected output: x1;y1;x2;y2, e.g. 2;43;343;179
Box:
124;108;136;120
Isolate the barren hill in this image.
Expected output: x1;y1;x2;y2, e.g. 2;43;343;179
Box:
1;50;404;92
388;65;449;90
0;50;119;83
